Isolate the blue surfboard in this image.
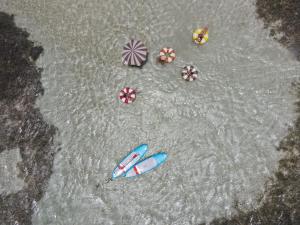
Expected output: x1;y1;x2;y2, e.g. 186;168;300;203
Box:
112;144;148;180
124;152;167;178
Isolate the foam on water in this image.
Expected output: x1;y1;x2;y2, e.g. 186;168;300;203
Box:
0;0;299;224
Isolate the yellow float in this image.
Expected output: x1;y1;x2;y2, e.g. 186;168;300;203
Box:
192;27;208;45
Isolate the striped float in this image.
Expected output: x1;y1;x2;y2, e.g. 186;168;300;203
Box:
122;39;148;67
182;65;198;81
159;47;176;63
119;87;136;104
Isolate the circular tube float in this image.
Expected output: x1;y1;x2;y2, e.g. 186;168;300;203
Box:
192;27;208;45
182;65;198;81
159;47;176;63
119;87;136;104
124;152;167;178
122;39;148;67
112;144;148;180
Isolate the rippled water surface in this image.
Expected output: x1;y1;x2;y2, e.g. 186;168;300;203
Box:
1;0;300;224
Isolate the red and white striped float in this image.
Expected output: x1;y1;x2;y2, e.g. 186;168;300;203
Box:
159;47;176;63
119;87;136;104
182;65;198;81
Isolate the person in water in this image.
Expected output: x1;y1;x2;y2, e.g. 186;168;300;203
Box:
198;27;208;42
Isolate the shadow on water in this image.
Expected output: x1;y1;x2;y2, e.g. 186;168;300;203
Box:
203;0;300;224
0;12;59;225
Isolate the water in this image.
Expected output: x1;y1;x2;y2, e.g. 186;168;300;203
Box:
1;0;299;224
0;148;24;194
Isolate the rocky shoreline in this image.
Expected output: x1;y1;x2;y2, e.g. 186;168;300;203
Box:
256;0;300;59
0;12;59;225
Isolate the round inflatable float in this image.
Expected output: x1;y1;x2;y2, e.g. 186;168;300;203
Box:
182;65;198;81
119;87;137;104
192;27;208;45
159;47;176;63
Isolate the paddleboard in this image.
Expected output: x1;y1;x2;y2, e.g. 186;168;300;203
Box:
124;152;167;178
112;144;148;180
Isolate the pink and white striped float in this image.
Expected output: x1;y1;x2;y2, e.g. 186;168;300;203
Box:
119;87;137;104
181;65;198;81
159;47;176;63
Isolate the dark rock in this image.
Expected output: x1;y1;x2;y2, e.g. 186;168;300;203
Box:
256;0;300;59
0;11;59;225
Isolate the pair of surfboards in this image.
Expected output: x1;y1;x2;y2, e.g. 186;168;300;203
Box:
112;144;167;180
